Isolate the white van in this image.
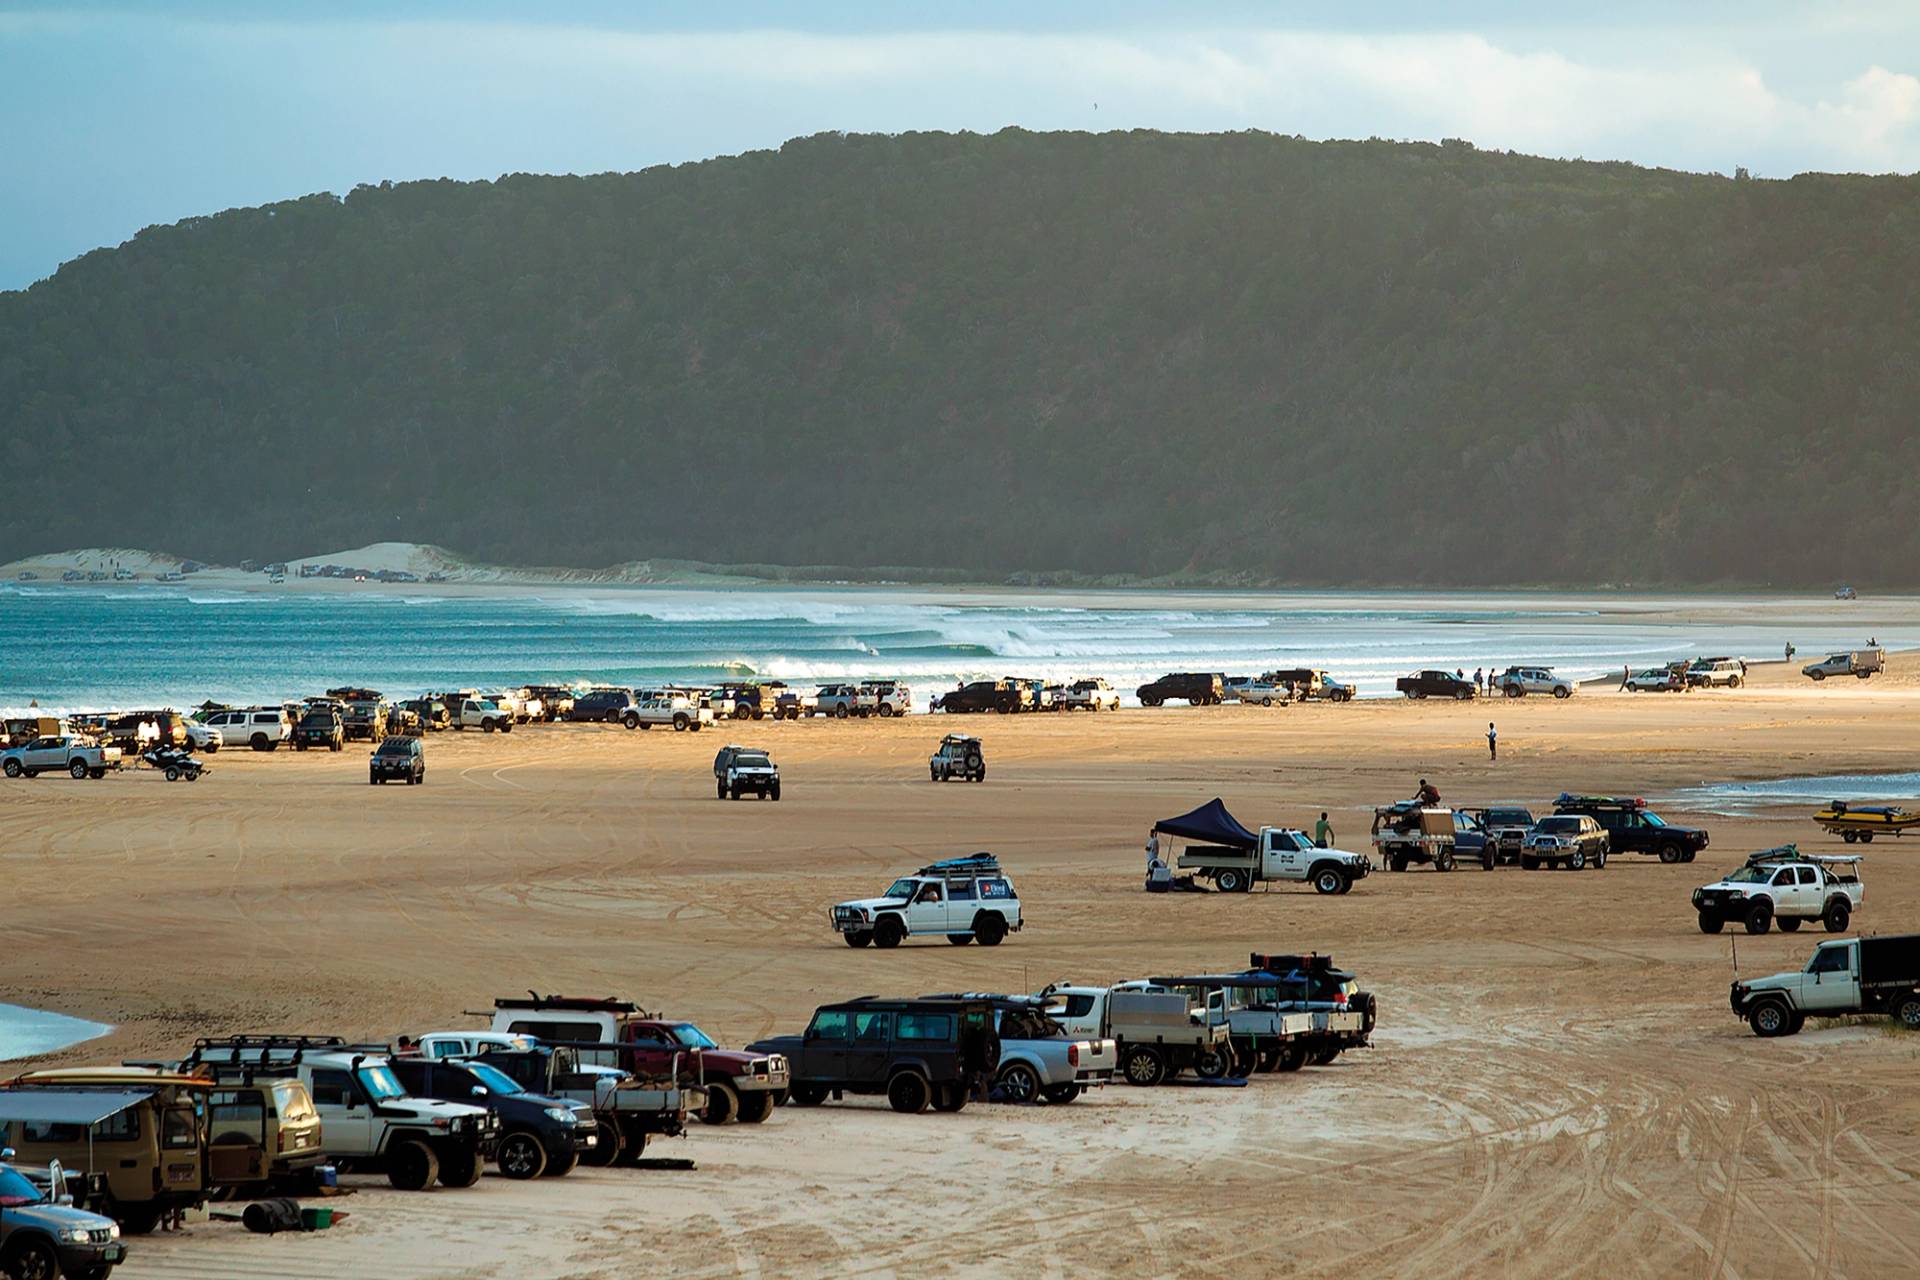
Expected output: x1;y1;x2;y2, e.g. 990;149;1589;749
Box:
199;707;292;751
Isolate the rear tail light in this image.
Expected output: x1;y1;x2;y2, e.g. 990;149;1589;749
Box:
1068;1044;1080;1067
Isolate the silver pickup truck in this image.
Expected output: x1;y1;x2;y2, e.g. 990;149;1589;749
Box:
921;993;1114;1102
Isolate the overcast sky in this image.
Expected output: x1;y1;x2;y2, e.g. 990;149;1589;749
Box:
3;2;1917;291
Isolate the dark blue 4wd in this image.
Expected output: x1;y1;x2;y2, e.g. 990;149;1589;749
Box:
747;998;999;1115
387;1058;592;1180
0;1161;126;1279
1553;794;1708;863
369;736;425;785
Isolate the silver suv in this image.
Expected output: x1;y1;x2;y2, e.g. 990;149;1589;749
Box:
1522;815;1608;871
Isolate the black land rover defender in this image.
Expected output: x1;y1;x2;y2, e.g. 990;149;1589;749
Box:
745;998;999;1114
1552;794;1708;863
292;708;344;751
1135;673;1226;707
935;680;1028;714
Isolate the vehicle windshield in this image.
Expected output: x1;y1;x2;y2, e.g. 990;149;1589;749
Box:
0;1166;46;1207
1487;809;1531;825
736;753;771;768
669;1024;718;1049
1723;866;1772;883
1538;818;1579;833
461;1061;525;1096
376;740;410;754
882;878;918;899
357;1065;408;1100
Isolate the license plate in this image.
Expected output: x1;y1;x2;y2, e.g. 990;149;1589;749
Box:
103;1246;125;1263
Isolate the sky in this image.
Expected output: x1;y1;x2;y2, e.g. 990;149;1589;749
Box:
2;2;1918;292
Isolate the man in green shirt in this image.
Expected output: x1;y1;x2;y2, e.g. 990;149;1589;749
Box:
1314;812;1334;848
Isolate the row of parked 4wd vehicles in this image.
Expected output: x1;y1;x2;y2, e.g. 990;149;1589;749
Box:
1370;794;1711;873
0;960;1375;1276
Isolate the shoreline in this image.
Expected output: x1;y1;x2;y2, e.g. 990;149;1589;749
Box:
1;542;1908;601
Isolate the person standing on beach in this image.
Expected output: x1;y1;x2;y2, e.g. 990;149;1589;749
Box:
1474;667;1484;695
1487;722;1498;762
1314;812;1334;848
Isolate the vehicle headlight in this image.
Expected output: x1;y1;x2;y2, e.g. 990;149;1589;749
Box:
545;1106;575;1123
106;1223;120;1240
64;1226;95;1242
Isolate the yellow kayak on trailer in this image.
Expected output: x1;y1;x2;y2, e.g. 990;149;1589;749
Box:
1815;802;1920;843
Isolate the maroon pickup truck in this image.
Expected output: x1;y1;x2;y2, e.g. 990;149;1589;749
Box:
490;994;790;1125
616;1018;790;1124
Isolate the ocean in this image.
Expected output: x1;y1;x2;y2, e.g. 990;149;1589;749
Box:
0;583;1908;713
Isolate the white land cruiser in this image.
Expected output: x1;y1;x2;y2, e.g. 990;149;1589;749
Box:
1056;678;1121;711
1686;657;1748;688
1692;847;1860;935
1496;666;1575;698
182;1036;499;1190
624;695;711;732
929;733;985;782
831;853;1021;948
452;697;514;732
713;744;780;800
1;735;123;780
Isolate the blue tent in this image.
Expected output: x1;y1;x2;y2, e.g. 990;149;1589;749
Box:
1152;799;1258;850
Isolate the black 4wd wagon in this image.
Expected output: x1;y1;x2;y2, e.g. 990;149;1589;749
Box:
369;736;425;785
1136;673;1225;707
1553;794;1708;863
746;998;999;1115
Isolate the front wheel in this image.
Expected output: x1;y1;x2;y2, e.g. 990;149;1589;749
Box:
582;1121;620;1166
735;1091;776;1124
789;1084;828;1106
1659;843;1683;864
1;760;20;778
386;1138;440;1190
1748;1001;1794;1037
1567;849;1586;871
701;1081;739;1125
874;917;905;949
1744;901;1773;935
844;930;873;948
3;1237;60;1280
1313;868;1345;895
496;1131;548;1179
1698;912;1724;934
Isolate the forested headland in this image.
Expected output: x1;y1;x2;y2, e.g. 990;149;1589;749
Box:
5;129;1917;586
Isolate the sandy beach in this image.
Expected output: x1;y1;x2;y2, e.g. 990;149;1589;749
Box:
6;657;1920;1278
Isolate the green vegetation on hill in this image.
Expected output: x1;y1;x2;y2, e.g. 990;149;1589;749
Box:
4;129;1917;586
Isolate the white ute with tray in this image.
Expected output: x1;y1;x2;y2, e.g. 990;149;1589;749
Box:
1155;798;1370;895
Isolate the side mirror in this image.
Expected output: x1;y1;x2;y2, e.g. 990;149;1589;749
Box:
803;1027;818;1041
470;1085;488;1097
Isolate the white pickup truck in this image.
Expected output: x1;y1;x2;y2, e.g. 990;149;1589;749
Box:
623;696;711;731
1691;847;1860;935
1224;677;1288;706
451;697;514;732
1156;799;1370;895
1;735;123;780
922;995;1115;1103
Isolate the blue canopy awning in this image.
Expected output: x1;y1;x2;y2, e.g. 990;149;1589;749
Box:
1152;798;1258;850
0;1088;154;1126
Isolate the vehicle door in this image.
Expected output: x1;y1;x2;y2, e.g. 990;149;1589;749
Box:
22;737;61;769
1790;865;1823;916
1766;867;1807;917
1264;830;1307;879
1799;943;1857;1011
306;1068;376;1155
845;1010;895;1086
206;1088;270;1186
619;1026;679;1079
947;876;978;927
801;1009;852;1083
1047;992;1101;1039
905;880;949;933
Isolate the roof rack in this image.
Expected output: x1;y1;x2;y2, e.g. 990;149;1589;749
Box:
1249;953;1334;974
491;992;638;1014
917;852;1001;877
1745;845;1862;865
183;1034;350;1075
1555;793;1645;809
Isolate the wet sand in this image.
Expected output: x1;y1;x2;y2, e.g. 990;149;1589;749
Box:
6;657;1920;1277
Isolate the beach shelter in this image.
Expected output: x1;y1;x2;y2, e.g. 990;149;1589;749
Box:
1151;798;1259;850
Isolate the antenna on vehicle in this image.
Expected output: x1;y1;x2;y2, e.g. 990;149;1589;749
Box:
1730;934;1739;981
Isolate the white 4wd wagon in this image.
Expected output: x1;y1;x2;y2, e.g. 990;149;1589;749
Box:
832;853;1020;948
